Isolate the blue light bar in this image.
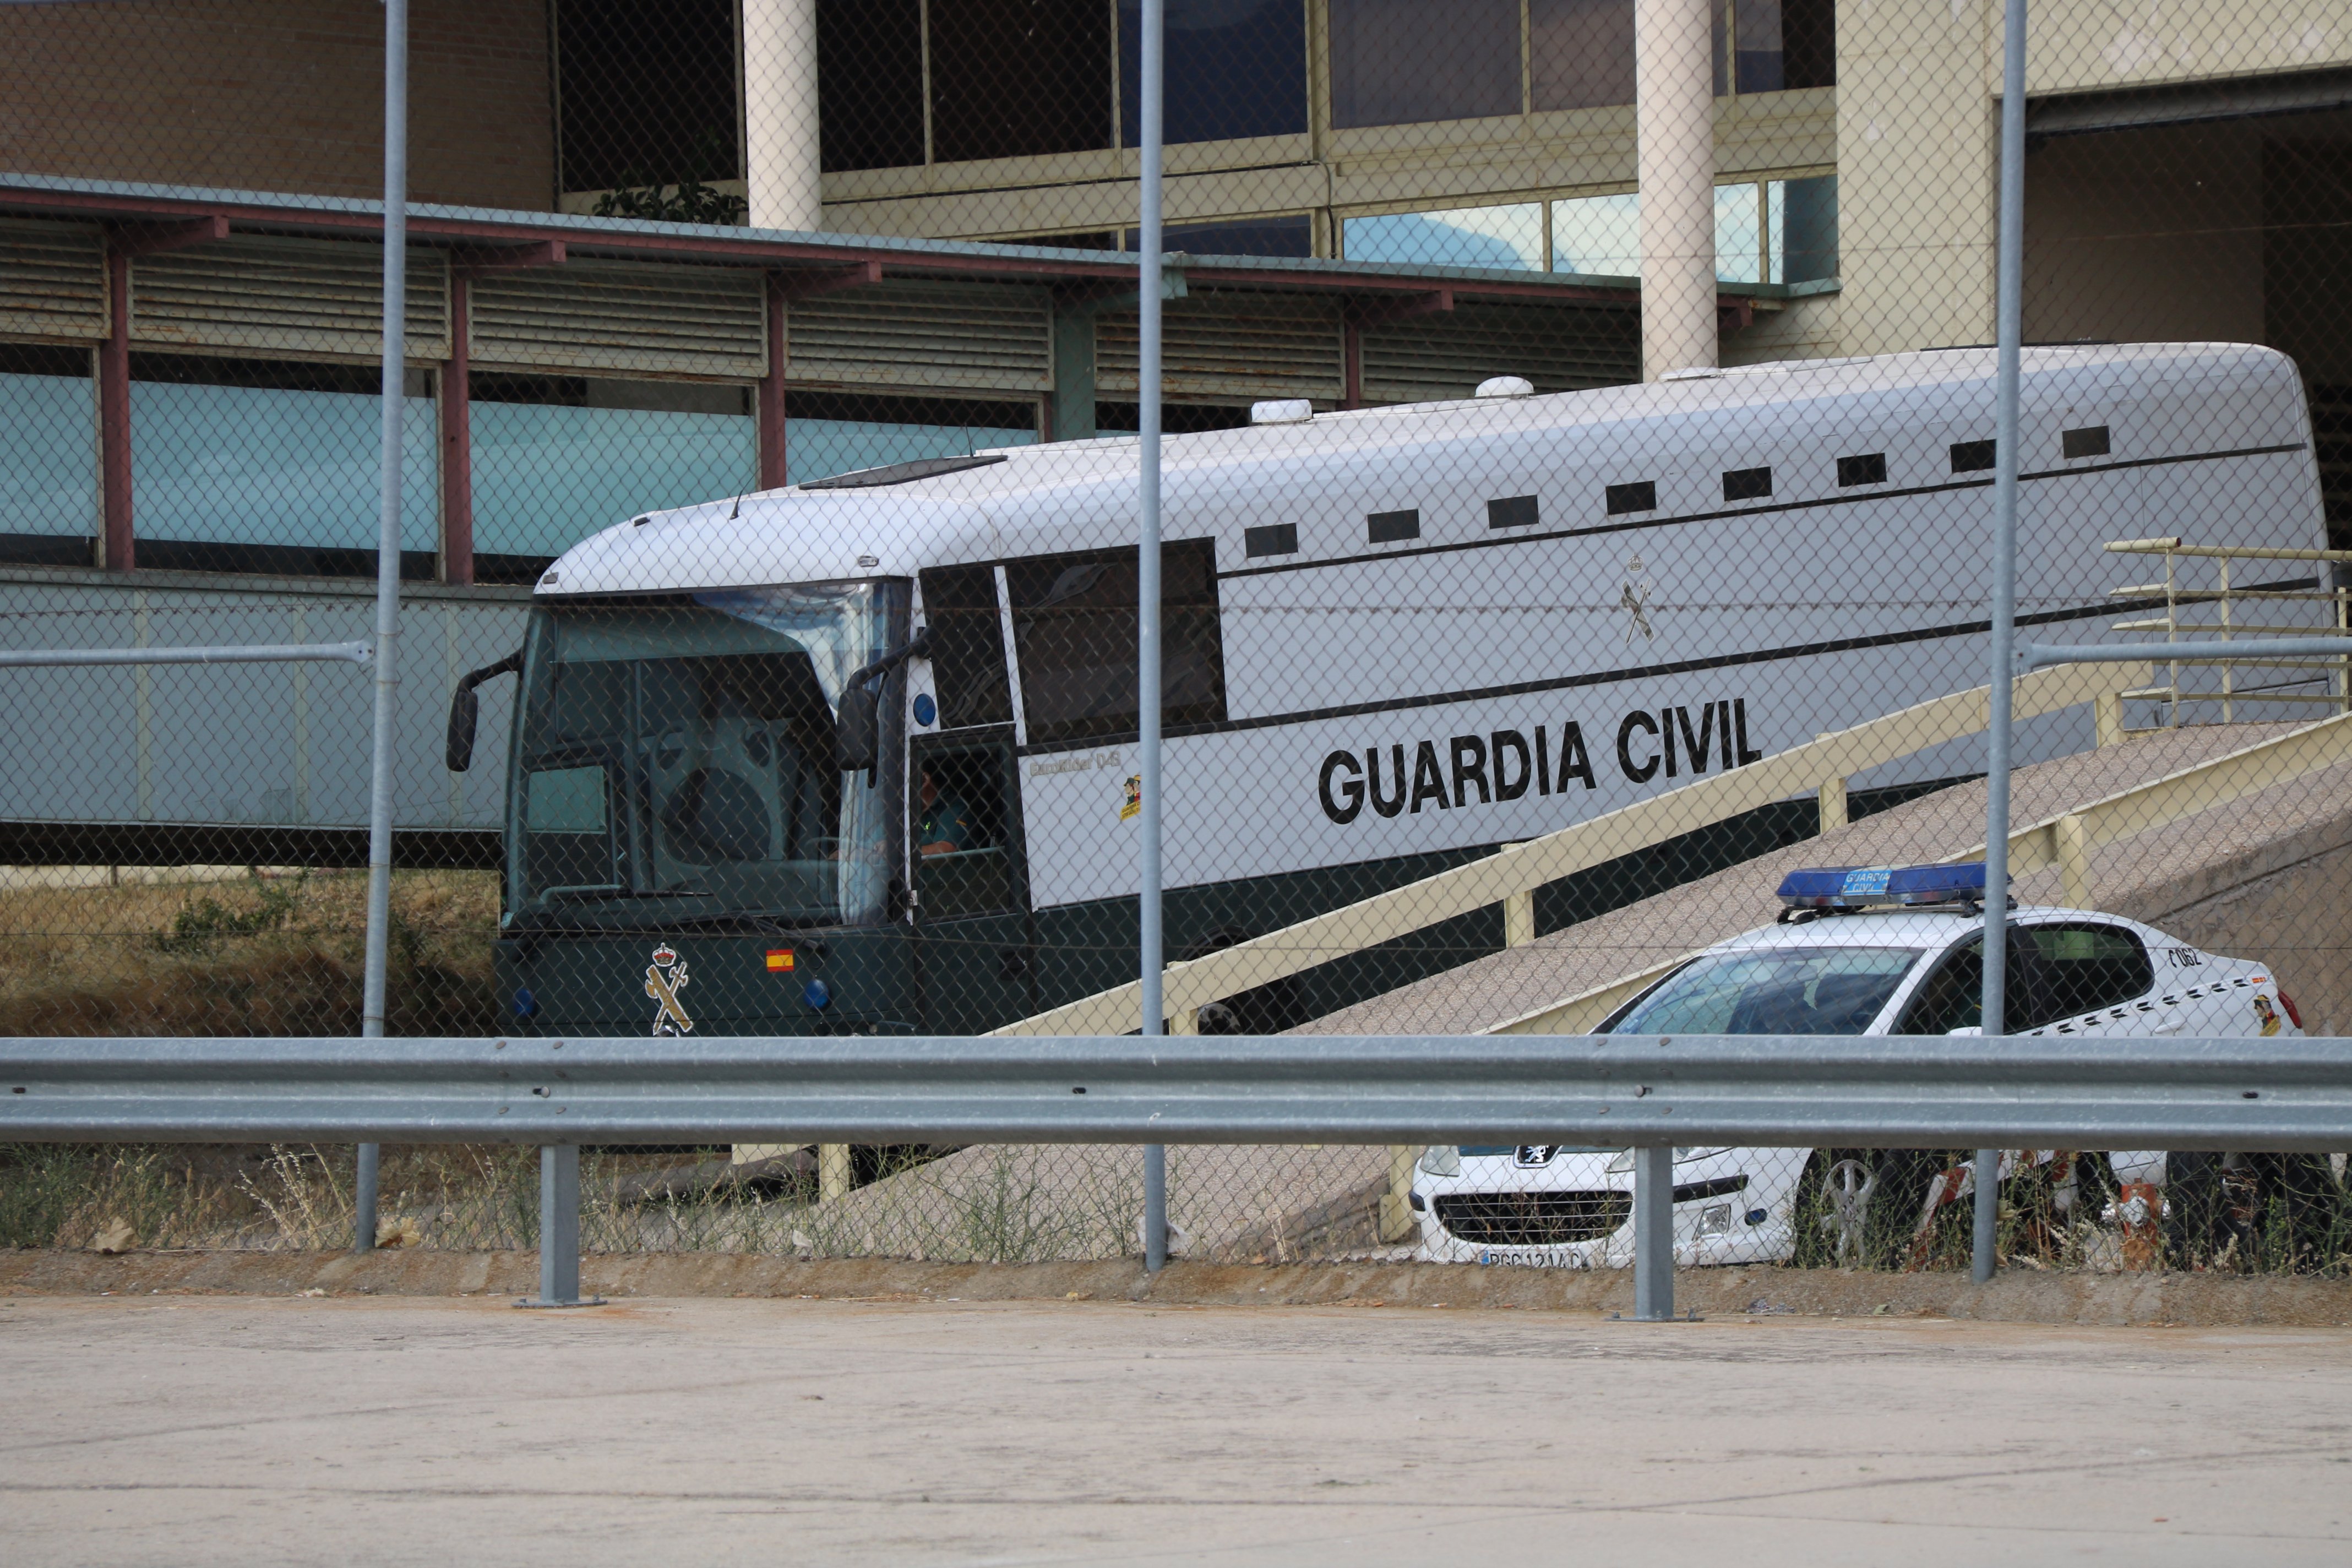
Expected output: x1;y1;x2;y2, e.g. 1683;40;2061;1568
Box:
1776;862;1991;910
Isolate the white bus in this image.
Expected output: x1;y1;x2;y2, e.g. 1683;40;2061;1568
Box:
456;342;2326;1037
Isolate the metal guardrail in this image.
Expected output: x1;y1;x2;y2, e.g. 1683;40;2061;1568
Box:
10;1033;2350;1148
9;1033;2351;1315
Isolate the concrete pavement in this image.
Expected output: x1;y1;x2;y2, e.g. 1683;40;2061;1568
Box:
4;1294;2350;1564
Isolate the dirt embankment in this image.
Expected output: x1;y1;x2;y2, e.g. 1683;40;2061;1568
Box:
9;1246;2352;1327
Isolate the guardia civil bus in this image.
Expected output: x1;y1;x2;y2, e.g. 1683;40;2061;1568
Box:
450;342;2327;1038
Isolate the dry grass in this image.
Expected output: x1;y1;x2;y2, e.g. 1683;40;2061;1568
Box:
0;868;499;1036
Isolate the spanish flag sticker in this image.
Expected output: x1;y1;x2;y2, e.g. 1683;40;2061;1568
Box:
765;949;795;972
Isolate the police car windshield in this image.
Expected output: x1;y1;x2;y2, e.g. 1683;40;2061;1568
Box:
1607;946;1926;1035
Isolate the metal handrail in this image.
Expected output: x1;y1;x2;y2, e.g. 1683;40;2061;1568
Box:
2101;538;2352;723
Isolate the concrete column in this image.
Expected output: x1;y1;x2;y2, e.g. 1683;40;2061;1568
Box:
1833;0;1997;353
1635;0;1717;379
743;0;823;232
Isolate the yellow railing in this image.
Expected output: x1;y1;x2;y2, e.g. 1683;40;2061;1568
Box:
991;660;2142;1038
2105;538;2352;724
1493;709;2352;1038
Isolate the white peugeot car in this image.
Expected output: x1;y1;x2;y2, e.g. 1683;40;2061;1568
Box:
1410;863;2307;1270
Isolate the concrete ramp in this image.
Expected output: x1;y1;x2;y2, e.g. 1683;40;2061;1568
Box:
1298;721;2352;1037
798;721;2352;1264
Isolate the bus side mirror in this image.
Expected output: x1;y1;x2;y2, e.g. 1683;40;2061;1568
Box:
447;648;524;773
835;678;881;774
835;625;933;776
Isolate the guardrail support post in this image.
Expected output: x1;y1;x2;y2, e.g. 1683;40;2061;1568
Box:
542;1145;578;1304
1973;1148;2001;1284
518;1145;598;1308
1632;1145;1673;1320
353;1146;379;1254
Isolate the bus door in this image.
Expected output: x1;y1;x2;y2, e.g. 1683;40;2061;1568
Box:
909;726;1036;1030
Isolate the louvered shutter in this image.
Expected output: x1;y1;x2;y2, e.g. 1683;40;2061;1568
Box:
0;219;106;341
132;235;449;361
1095;295;1343;402
470;260;764;379
1360;300;1638;404
786;281;1049;393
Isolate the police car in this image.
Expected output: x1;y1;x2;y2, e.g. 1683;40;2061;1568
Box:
1409;863;2306;1270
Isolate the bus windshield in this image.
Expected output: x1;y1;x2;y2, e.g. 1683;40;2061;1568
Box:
1604;946;1926;1035
506;580;907;929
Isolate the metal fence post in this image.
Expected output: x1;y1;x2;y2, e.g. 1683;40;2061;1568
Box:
1136;0;1168;1277
354;0;411;1258
1975;0;2030;1288
1632;1144;1673;1320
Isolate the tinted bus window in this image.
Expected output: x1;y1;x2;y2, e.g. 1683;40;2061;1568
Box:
919;563;1012;729
1005;540;1226;744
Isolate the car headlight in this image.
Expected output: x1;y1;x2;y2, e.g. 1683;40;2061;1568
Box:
1417;1145;1461;1178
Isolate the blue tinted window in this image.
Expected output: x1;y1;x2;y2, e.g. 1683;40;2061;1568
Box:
1330;0;1519;127
130;378;436;553
1131;215;1314;258
0;365;97;541
1121;0;1306;145
472;400;753;560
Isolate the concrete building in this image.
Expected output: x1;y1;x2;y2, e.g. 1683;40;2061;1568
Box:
0;0;2346;860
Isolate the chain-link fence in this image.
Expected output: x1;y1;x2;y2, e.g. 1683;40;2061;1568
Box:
3;0;2351;1281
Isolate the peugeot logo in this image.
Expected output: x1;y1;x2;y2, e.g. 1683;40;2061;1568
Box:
1513;1145;1559;1167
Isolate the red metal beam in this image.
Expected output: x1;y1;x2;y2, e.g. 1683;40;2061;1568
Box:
98;251;132;571
107;213;229;258
761;263;884;489
440;275;473;586
449;238;565;275
771;259;883;301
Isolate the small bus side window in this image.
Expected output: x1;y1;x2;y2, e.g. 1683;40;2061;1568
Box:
1004;540;1226;744
912;734;1022;918
918;563;1011;729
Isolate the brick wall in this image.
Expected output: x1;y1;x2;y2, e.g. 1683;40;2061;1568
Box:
0;0;553;212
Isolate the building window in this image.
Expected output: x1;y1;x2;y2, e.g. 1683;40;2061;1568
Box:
1343;203;1545;271
470;376;755;582
816;0;924;172
1530;0;1636;113
128;356;437;579
1125;215;1315;257
929;0;1113;165
781;392;1038;489
1331;0;1831;133
557;0;745;219
1330;0;1521;129
1539;175;1837;282
0;345;98;566
1120;0;1307;145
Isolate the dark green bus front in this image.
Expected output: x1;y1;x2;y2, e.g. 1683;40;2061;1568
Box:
494;579;917;1037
